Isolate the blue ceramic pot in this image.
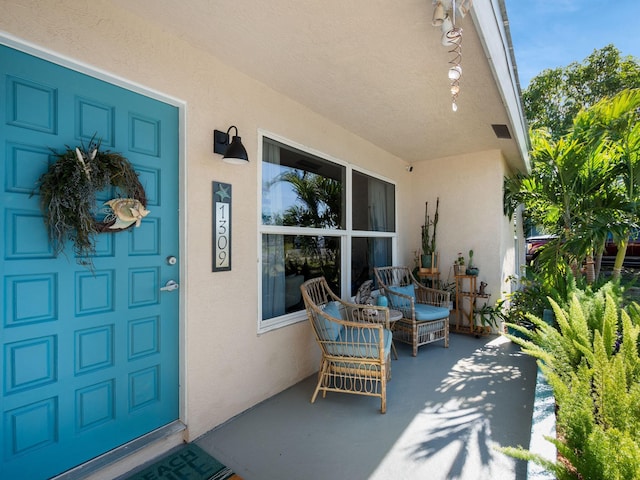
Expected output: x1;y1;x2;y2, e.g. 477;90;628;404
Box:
376;295;388;307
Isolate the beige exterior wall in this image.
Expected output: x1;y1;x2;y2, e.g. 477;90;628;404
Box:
0;0;412;442
1;0;521;473
411;150;518;317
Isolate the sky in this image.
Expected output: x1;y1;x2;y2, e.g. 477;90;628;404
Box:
504;0;640;88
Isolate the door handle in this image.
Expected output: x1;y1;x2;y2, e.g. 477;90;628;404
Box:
160;280;179;292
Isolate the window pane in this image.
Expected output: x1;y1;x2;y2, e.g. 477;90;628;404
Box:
351;237;392;296
352;171;395;232
262;138;345;228
262;233;341;320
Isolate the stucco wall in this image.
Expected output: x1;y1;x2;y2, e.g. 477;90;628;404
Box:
411;150;517;313
1;4;522;475
0;0;411;443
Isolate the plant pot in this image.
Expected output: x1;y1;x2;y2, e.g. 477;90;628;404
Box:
421;253;439;272
507;325;527;339
507;320;535;340
466;267;479;276
454;264;465;276
376;295;388;307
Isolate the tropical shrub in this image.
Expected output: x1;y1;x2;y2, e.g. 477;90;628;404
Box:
504;288;640;479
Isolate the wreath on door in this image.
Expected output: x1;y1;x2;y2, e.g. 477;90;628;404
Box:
36;138;149;266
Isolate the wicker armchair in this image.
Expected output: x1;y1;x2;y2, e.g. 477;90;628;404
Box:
300;277;392;413
374;266;450;356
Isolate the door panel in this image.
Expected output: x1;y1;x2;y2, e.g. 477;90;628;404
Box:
1;45;180;479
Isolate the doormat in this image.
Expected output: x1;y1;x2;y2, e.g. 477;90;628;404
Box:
126;443;242;480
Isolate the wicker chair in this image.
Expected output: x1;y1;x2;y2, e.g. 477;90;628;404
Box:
374;266;450;356
300;277;393;413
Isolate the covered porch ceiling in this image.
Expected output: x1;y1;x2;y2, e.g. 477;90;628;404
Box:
110;0;528;172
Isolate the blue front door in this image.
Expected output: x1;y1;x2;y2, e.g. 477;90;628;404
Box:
1;45;180;479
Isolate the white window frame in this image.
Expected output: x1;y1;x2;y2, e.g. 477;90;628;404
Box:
257;129;397;334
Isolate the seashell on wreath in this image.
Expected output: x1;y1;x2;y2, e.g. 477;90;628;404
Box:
103;198;150;230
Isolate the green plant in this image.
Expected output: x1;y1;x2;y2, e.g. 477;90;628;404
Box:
474;299;507;329
468;249;474;268
503;272;551;325
523;45;640;139
503;288;640;478
504;89;640;284
502;268;595;328
421;198;439;256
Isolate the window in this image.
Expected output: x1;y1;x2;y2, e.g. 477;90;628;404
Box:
262;138;344;229
259;134;395;332
262;233;341;319
350;171;395;296
351;237;392;296
352;170;395;232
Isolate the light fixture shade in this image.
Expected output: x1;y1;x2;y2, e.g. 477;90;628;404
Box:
440;17;454;46
440;16;453;35
445;26;463;43
432;1;446;26
213;126;249;164
448;65;462;80
223;135;249;164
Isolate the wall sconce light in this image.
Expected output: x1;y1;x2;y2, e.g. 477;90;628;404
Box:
213;126;249;164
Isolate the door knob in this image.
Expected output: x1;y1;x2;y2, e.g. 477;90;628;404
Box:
160;280;179;292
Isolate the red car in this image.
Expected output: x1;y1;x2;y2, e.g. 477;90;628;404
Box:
525;235;555;263
526;234;640;267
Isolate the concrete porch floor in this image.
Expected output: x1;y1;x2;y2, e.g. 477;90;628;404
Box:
195;333;538;480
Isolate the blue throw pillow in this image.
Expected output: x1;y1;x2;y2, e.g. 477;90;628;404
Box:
318;301;344;340
324;301;344;319
388;284;416;300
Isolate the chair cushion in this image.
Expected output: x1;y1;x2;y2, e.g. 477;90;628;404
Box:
387;285;416;309
318;301;344;340
414;304;449;321
388;284;416;299
328;327;392;358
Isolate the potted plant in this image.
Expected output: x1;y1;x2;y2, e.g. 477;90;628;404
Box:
465;249;479;275
474;299;508;333
454;252;465;276
441;280;456;310
420;198;439;271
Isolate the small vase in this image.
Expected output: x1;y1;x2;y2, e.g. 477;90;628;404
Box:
376;295;388;307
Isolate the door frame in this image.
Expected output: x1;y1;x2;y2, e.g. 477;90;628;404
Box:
0;30;189;466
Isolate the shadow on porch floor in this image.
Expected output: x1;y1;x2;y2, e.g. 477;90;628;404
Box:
196;333;538;480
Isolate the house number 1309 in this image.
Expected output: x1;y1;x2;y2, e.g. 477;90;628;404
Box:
216;203;229;268
212;181;232;271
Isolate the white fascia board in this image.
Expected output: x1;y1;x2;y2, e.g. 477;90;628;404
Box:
471;0;531;173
